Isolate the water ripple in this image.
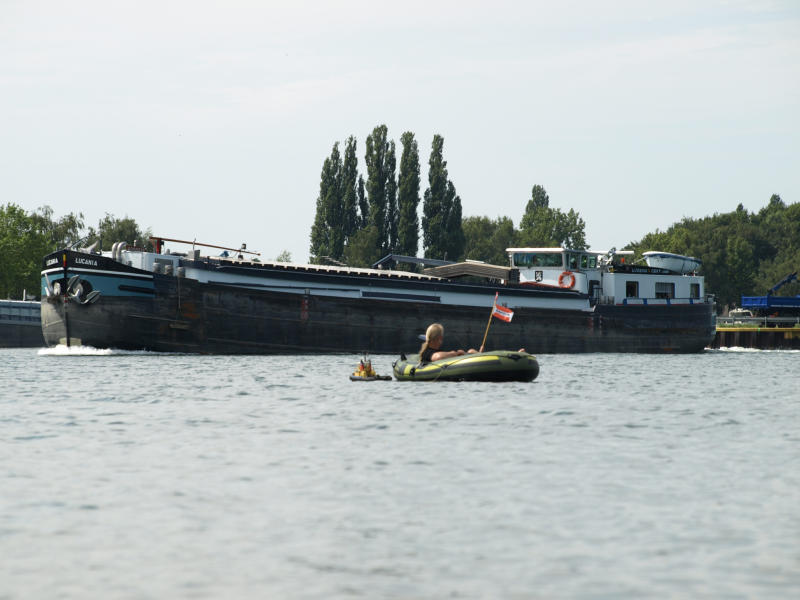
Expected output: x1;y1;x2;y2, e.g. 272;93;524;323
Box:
0;349;797;598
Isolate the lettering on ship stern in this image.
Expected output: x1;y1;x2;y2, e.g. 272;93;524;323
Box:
74;257;98;267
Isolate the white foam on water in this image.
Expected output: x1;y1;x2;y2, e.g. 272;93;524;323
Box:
37;345;145;356
711;346;800;353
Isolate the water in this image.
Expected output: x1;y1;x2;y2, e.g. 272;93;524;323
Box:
1;347;798;599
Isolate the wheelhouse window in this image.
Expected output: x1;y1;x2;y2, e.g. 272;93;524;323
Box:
567;253;579;270
579;254;598;269
690;283;700;299
655;282;675;299
626;281;638;298
513;253;563;268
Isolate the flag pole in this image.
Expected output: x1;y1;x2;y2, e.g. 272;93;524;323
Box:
480;292;498;351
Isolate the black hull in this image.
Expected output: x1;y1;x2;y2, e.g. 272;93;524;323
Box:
41;274;716;354
0;322;44;348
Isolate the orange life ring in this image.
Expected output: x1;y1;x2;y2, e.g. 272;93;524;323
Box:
558;271;576;288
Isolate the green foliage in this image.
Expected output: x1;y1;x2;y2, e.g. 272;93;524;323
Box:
385;142;398;253
309;193;328;263
0;204;48;299
519;185;587;249
30;206;85;249
275;250;292;263
341;137;359;243
628;194;800;310
310;127;411;264
86;214;152;251
422;135;465;260
443;181;465;261
397;131;420;258
1;203;152;299
365;124;397;255
343;225;381;268
525;184;550;211
357;175;368;229
309;143;344;262
463;216;517;265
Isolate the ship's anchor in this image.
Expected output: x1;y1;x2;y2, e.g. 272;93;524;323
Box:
67;275;101;304
44;274;99;304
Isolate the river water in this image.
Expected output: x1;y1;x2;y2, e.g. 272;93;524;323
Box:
1;347;798;599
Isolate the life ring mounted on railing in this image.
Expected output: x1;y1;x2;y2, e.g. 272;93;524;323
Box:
558;271;576;289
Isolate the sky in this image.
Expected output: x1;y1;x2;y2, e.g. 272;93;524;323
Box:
1;0;798;262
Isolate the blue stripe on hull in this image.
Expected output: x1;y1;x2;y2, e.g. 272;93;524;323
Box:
41;271;155;297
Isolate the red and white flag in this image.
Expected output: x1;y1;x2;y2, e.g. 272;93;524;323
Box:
492;293;514;322
492;304;514;322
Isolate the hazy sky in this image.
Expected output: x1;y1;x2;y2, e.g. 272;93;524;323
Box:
2;0;798;261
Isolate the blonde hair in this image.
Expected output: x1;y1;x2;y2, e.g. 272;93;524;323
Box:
419;323;444;361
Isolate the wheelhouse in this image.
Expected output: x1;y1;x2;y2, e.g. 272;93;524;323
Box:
507;247;605;295
507;247;705;304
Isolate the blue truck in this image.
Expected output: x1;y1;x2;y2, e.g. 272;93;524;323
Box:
741;272;800;316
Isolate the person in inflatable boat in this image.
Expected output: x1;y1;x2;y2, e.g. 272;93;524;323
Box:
419;323;482;363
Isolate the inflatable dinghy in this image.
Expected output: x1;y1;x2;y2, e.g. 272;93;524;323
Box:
393;350;539;382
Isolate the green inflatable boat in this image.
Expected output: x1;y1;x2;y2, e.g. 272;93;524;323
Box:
393;350;539;382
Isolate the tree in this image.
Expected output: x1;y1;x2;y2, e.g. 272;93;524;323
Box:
309;193;328;262
397;131;420;258
463;216;516;265
324;143;344;259
364;124;396;255
443;181;465;260
518;184;587;249
341;136;359;244
726;236;756;299
275;250;292;262
526;184;550;212
343;225;381;268
0;203;84;299
87;214;152;251
30;205;85;249
309;143;343;262
357;175;368;229
422;135;464;260
385;141;398;254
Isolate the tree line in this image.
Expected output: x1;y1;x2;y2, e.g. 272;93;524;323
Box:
310;125;467;266
627;194;799;310
310;125;588;267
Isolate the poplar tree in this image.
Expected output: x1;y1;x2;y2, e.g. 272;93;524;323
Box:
309;143;343;262
443;181;465;260
364;124;397;255
325;143;344;259
385;141;398;253
422;135;447;259
422;134;464;260
341;136;359;244
357;175;368;229
397;131;420;257
519;184;587;249
309;194;328;261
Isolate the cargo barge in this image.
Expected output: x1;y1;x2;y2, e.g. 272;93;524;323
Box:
0;299;43;348
40;238;716;354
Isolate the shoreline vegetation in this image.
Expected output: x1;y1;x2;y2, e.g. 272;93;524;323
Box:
2;129;797;310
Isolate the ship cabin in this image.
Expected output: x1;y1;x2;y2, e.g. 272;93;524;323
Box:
507;247;705;305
